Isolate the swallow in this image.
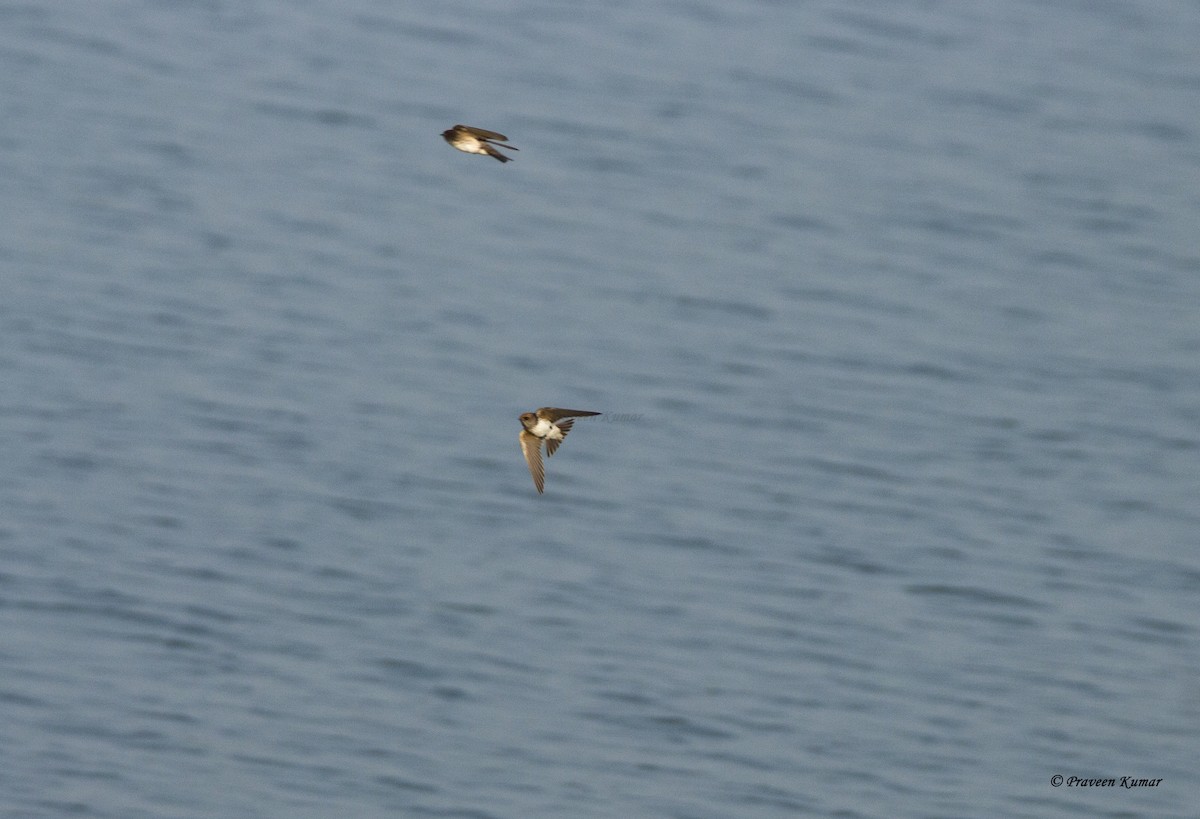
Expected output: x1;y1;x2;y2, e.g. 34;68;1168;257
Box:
518;407;601;494
441;124;519;163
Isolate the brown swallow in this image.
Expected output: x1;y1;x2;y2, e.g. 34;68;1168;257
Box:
441;124;519;163
518;408;601;494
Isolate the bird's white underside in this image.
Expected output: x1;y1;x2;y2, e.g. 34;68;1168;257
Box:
528;418;561;439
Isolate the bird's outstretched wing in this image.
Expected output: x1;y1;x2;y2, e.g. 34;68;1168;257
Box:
519;430;545;494
538;408;601;422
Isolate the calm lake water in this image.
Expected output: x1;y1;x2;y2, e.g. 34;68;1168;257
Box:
2;1;1199;817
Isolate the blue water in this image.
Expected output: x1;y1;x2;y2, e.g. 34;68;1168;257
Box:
2;1;1199;816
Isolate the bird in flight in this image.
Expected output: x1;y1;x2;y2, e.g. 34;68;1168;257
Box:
441;124;519;163
518;407;601;494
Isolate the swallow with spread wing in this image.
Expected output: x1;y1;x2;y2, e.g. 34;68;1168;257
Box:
518;408;601;494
